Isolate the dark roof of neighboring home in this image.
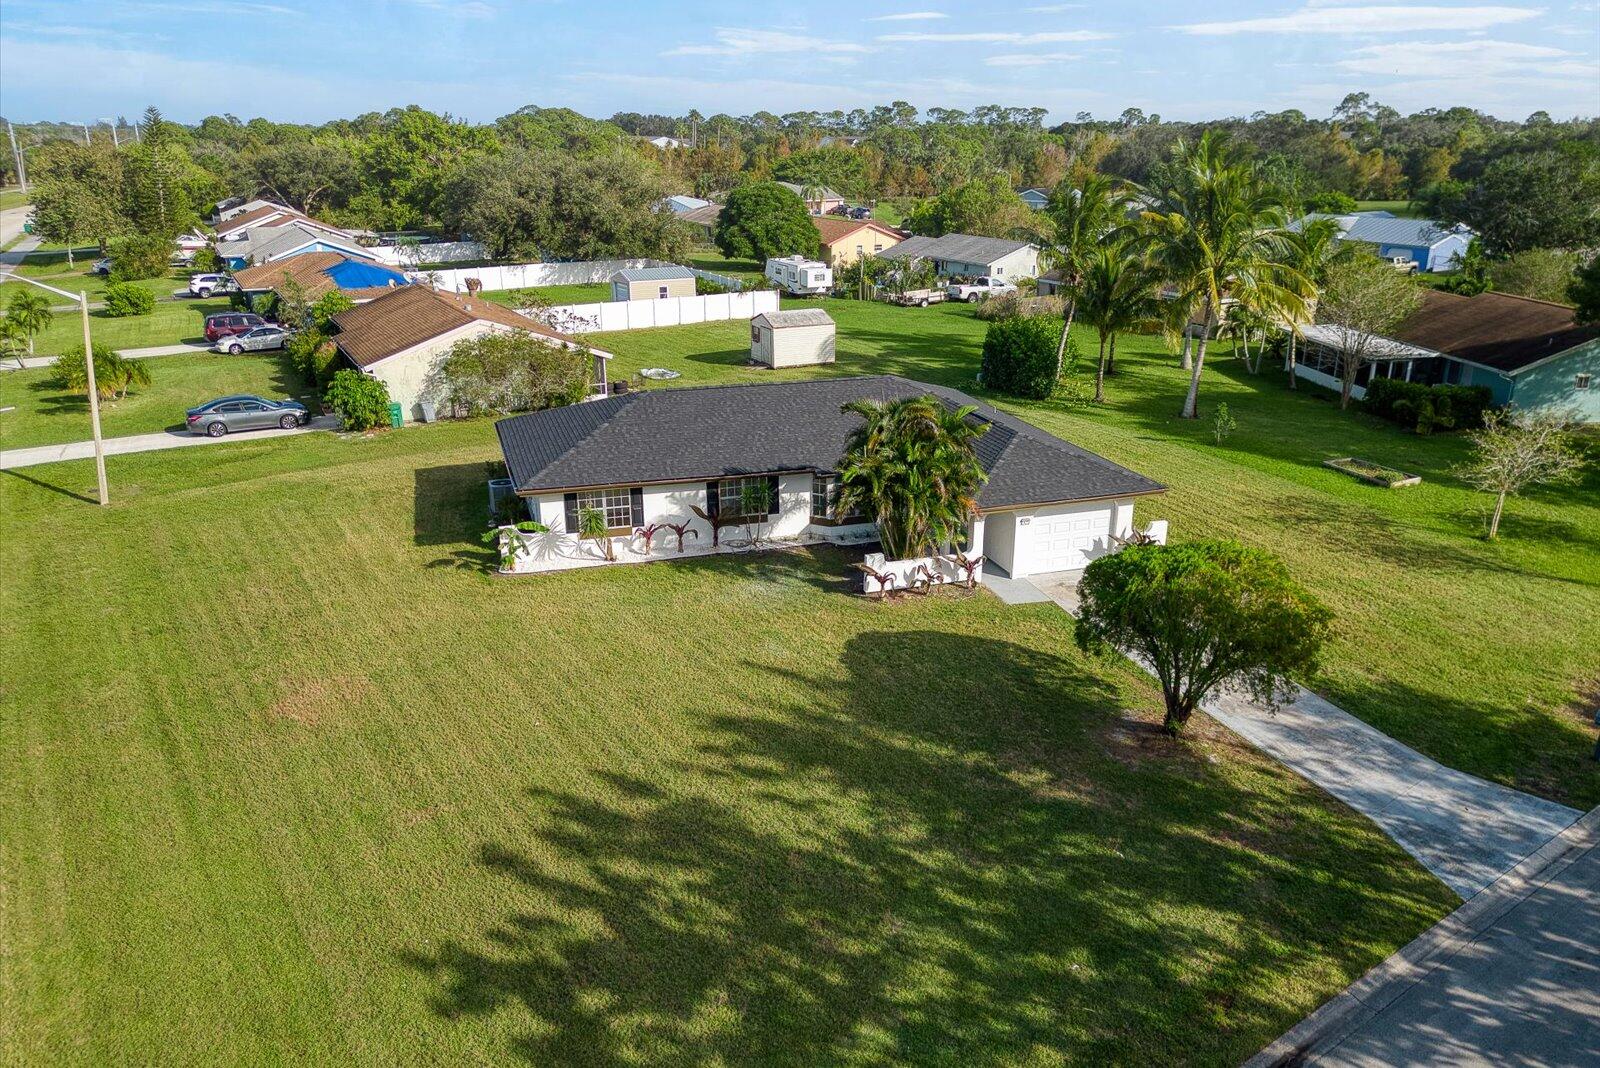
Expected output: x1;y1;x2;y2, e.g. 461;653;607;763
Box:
331;285;579;368
877;233;1034;266
231;252;404;301
495;375;1165;509
679;203;723;227
754;309;834;329
214;204;304;235
1394;290;1600;374
612;265;695;283
811;215;902;246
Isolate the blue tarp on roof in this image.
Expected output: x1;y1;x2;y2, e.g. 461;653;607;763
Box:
325;259;410;289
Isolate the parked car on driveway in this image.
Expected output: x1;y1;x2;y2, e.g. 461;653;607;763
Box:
185;395;309;437
213;325;288;354
947;276;1017;302
204;311;270;342
188;273;236;297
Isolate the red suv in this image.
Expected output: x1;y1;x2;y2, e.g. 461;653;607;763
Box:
204;312;270;342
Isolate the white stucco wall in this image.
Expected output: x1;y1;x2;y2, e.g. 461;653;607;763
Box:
982;499;1137;577
365;321;496;422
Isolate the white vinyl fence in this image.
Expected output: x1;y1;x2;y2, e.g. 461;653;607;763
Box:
426;259;674;293
369;241;488;267
534;290;779;334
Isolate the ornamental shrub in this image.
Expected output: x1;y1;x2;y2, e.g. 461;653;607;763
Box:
107;234;171;281
102;281;156;317
980;315;1064;399
324;368;391;431
1362;377;1494;434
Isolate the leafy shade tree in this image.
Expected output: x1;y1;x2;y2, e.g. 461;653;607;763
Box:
1074;540;1332;735
54;343;152;401
905;174;1033;238
1438;237;1491;296
107;234;172;282
357;106;501;229
980;315;1065;400
1314;254;1422;409
1455;409;1587;539
1571;255;1600;325
324;368;391;430
1487;249;1582;304
1029;173;1126;378
431;330;591;415
1141;132;1312;418
834;395;988;560
28;140;127;260
1303;190;1356;213
1076;244;1164;403
309;290;355;331
5;289;54;357
247;139;358;217
1434;150;1600;256
713;182;818;264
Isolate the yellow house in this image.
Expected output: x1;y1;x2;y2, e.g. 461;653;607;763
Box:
811;217;903;269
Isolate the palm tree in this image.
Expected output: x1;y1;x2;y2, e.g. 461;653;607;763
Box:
1076;245;1165;403
0;318;29;369
1139;133;1313;418
1280;217;1351;390
1016;174;1126;382
6;289;54;357
835;395;988;560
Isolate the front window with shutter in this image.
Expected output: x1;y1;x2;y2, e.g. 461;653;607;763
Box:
810;474;868;523
576;488;634;530
717;476;771;519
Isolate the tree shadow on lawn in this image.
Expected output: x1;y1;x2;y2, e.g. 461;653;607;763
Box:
402;626;1448;1064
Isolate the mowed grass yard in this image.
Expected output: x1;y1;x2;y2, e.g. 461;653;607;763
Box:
0;352;311;449
482;281;613;308
2;419;1454;1065
592;299;1600;808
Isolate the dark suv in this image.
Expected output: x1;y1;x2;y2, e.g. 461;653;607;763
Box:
204;312;270;342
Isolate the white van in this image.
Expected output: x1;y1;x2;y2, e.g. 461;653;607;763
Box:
764;255;833;296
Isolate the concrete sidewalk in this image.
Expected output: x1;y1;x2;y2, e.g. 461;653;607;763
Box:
0;415;339;469
1008;569;1583;900
4;341;212;370
1249;804;1600;1067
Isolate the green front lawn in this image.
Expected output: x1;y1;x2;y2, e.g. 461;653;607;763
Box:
0;186;29;211
0;352;310;449
686;246;766;283
1354;200;1424;218
592;299;1600;808
1;424;1453;1064
26;294;234;355
5;255;194;305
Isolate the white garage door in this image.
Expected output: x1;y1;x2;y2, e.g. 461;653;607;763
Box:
1030;508;1111;574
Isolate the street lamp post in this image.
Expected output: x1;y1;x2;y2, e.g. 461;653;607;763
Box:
2;275;109;505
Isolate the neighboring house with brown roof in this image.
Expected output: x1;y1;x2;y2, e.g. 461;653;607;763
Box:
330;286;613;422
1296;289;1600;421
810;216;903;269
231;252;411;304
678;202;722;238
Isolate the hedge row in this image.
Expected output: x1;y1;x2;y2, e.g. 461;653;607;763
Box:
1362;376;1495;434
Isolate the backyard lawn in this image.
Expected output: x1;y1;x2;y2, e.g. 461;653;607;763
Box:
0;351;310;449
1;423;1454;1064
24;293;233;355
592;299;1600;809
481;282;613;308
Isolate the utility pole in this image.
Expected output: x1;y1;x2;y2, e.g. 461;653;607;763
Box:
82;123;91;145
110;122;119;148
6;121;26;195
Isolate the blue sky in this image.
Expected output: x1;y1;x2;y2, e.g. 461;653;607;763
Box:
1;1;1595;125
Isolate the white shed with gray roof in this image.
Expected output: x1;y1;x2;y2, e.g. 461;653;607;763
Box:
610;265;697;301
750;309;836;368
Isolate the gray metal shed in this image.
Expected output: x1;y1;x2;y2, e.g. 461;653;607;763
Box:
750;309;836;368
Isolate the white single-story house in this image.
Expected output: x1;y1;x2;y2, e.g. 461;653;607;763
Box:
1295;289;1600;420
777;181;847;215
493;375;1165;576
331;286;612;422
611;265;697;301
877;233;1040;280
1290;211;1474;273
645;136;690;150
750;309;836;367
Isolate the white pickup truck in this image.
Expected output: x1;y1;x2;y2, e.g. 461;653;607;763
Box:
946;276;1017;302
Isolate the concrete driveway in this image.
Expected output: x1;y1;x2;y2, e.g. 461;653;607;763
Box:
1251;805;1600;1067
0;415;340;470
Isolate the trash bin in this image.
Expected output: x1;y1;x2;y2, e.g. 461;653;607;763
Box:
419;399;436;423
388;402;403;428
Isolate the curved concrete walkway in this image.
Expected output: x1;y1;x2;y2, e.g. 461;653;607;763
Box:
0;415;339;470
1015;569;1583;900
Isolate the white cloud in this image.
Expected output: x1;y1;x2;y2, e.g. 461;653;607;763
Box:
1173;4;1541;35
1024;3;1085;10
866;10;948;19
403;0;496;15
1338;38;1594;76
985;51;1082;66
878;29;1112;41
665;28;873;56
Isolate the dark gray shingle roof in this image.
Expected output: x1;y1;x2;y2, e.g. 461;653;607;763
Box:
495;375;1164;510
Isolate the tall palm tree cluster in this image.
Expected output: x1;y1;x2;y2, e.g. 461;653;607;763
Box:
834;396;988;561
1028;131;1320;417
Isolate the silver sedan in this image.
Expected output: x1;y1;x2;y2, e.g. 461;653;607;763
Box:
213;325;288;354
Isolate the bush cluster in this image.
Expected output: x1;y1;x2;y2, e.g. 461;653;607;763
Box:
107;235;171;282
980;315;1064;399
324;368;392;431
1362;377;1494;434
102;282;156;317
974;292;1066;322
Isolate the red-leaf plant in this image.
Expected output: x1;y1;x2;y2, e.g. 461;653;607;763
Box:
689;505;744;548
661;521;699;553
948;551;984;589
853;561;900;601
635;523;665;555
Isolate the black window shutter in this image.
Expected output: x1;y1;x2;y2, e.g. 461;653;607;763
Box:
629;487;644;527
767;474;780;515
706;481;719;517
563;492;578;532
